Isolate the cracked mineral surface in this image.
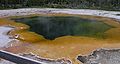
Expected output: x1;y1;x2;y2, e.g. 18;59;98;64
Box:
77;49;120;64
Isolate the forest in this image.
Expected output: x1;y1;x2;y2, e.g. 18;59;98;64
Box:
0;0;120;10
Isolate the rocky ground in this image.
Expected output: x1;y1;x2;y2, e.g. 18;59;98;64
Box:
77;49;120;64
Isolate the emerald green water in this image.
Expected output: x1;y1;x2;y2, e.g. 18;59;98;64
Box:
12;16;112;40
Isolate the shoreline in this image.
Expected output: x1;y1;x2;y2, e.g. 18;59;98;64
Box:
0;26;72;64
0;8;120;21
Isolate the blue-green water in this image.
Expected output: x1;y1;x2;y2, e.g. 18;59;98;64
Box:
12;16;112;40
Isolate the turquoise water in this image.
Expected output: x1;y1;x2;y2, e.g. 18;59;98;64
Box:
12;16;112;40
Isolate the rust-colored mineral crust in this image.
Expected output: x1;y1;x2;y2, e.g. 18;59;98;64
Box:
21;53;72;64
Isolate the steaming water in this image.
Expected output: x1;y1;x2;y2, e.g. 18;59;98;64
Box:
13;16;112;40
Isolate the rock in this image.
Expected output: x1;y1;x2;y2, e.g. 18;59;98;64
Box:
77;49;120;64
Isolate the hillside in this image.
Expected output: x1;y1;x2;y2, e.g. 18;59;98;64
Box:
0;0;120;10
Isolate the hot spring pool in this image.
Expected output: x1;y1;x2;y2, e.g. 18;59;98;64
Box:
12;16;112;40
